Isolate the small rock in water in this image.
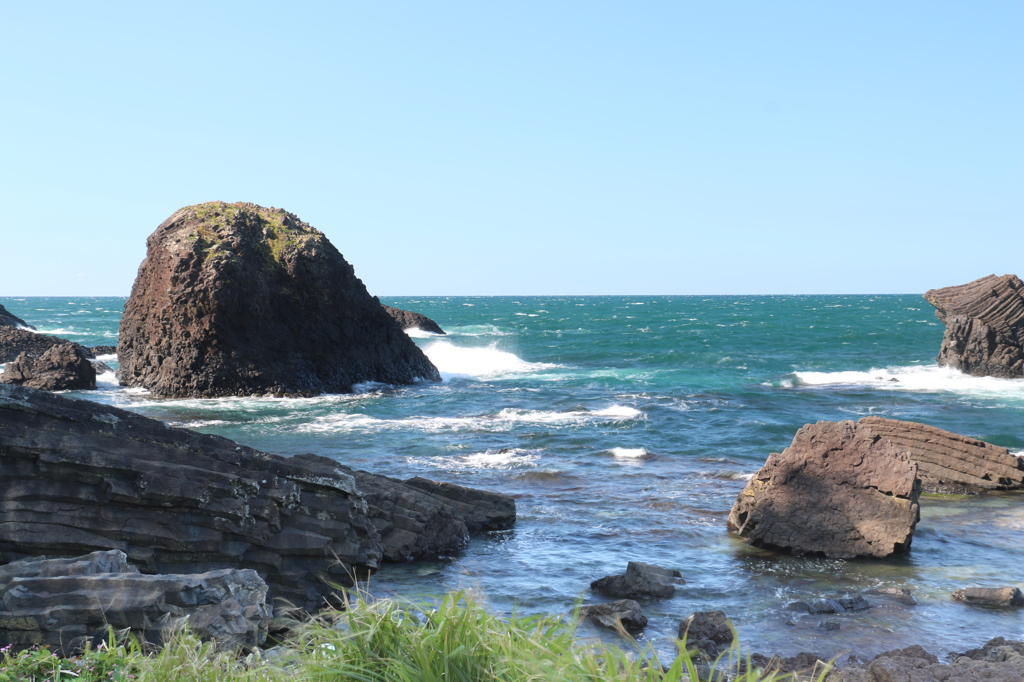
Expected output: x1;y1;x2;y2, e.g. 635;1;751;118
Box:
817;620;841;631
952;587;1024;607
679;610;735;659
866;586;918;605
578;600;647;634
590;561;684;600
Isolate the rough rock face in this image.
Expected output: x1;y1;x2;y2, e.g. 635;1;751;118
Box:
829;639;1024;682
0;343;96;391
0;385;514;611
0;551;270;654
952;587;1024;607
381;303;446;334
859;416;1024;494
0;328;95;364
923;274;1024;378
590;561;685;600
88;345;117;356
117;201;440;398
578;600;647;634
0;304;32;330
727;420;921;559
678;610;735;659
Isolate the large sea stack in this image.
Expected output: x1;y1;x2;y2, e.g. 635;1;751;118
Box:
923;274;1024;378
118;201;440;398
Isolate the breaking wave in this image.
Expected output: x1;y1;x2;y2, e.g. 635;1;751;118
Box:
772;365;1024;403
422;340;561;380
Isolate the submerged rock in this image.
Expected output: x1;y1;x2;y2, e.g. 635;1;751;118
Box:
381;303;446;334
923;274;1024;378
0;342;96;390
0;303;32;330
117;201;440;398
590;561;685;600
0;551;271;654
859;416;1024;494
952;587;1024;607
727;420;920;559
578;600;647;634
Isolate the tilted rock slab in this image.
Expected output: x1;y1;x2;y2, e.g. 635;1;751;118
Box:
1;342;96;391
0;304;32;330
381;303;446;334
118;201;440;398
859;416;1024;494
0;551;271;654
727;420;920;558
924;274;1024;378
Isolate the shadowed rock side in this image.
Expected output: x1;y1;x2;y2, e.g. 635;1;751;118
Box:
381;303;446;334
923;274;1024;378
0;328;97;364
859;416;1024;494
0;304;32;330
727;420;921;559
0;385;515;611
117;201;440;398
0;343;96;391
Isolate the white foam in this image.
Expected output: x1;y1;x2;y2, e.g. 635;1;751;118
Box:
444;324;509;337
591;405;644;419
421;448;541;471
422;340;561;380
608;447;649;459
789;365;1024;402
95;371;119;388
93;353;117;362
404;327;442;339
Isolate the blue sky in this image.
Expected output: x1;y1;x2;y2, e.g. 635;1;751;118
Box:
2;2;1020;296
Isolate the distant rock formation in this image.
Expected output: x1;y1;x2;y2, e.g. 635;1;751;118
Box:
0;385;514;612
0;303;32;329
381;303;446;334
923;274;1024;378
727;420;920;559
0;342;96;391
117;201;440;398
859;416;1024;494
0;328;95;364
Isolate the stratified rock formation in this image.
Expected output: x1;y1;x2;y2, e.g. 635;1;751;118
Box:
860;416;1024;494
0;385;514;611
0;303;32;330
381;303;446;334
0;551;271;654
117;201;440;398
923;274;1024;378
727;420;920;559
0;343;96;391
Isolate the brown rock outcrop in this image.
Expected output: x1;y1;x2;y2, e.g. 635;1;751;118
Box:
923;274;1024;378
0;303;32;330
0;342;96;391
829;638;1024;682
859;416;1024;494
727;420;921;559
952;587;1024;607
0;328;95;364
117;201;440;398
381;303;446;334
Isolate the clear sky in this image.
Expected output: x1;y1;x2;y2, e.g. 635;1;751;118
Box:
2;2;1021;296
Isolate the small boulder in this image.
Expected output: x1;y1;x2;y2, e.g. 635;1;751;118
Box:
0;343;96;390
830;639;1024;682
381;303;446;335
952;587;1024;607
578;600;647;634
866;586;917;605
678;610;735;658
590;561;685;600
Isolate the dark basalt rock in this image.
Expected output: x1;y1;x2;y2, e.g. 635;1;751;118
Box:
0;343;96;391
0;304;32;330
0;551;271;654
678;610;735;659
830;639;1024;682
590;561;685;600
0;327;95;364
89;345;117;356
859;416;1024;494
788;595;871;615
952;587;1024;607
578;600;647;634
0;385;514;612
727;420;921;559
381;303;446;335
117;201;440;398
746;652;829;678
924;274;1024;378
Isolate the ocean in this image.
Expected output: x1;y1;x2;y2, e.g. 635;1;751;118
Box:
2;294;1022;660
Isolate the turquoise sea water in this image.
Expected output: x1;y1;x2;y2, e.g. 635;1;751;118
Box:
2;295;1023;660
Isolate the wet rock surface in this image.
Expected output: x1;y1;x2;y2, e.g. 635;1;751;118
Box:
117;201;440;398
860;416;1024;494
829;638;1024;682
0;551;271;654
0;304;32;330
578;599;647;634
590;561;685;600
0;342;96;391
951;586;1024;607
381;303;446;334
727;420;921;558
678;610;735;659
924;273;1024;378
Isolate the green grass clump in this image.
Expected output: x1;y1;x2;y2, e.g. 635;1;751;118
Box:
0;590;832;682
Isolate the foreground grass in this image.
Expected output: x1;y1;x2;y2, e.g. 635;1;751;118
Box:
0;591;831;682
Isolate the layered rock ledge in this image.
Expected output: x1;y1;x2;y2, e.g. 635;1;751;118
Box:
0;385;514;612
117;201;440;398
728;420;921;558
924;274;1024;378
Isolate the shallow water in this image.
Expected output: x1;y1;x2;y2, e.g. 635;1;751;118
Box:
2;294;1022;660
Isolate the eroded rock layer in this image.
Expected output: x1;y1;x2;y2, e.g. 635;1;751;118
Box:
117;201;440;398
381;304;446;334
923;274;1024;378
727;420;920;559
859;416;1024;494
